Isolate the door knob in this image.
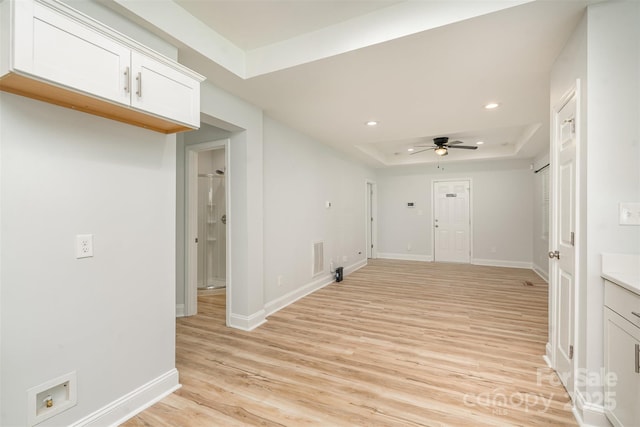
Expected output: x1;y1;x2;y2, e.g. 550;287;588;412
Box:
548;250;560;259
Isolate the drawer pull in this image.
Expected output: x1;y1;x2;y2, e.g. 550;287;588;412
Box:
636;344;640;374
633;311;640;319
136;72;142;97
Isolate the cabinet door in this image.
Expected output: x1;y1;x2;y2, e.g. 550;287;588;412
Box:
604;308;640;427
15;1;130;106
130;52;200;128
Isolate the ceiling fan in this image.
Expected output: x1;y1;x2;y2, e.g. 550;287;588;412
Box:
410;137;478;156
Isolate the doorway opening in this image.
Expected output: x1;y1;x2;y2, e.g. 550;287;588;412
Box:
185;139;230;317
197;151;226;290
366;181;377;259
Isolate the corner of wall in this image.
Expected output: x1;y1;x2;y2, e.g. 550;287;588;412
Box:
229;310;267;331
572;390;611;427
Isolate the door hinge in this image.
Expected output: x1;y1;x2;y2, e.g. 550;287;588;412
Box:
570;231;575;247
569;345;574;360
195;237;198;243
371;244;374;249
371;217;373;222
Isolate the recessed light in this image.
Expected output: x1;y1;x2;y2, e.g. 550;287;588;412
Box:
484;103;500;110
407;148;414;152
476;141;484;145
365;120;378;126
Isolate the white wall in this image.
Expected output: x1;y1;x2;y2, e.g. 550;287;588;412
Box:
263;116;374;314
197;81;265;330
376;159;534;267
584;0;639;411
550;2;640;423
0;93;177;426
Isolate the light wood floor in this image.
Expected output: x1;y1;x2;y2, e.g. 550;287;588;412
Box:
122;260;576;426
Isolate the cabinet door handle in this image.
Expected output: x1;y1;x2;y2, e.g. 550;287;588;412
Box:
636;344;640;374
136;72;142;97
124;67;130;94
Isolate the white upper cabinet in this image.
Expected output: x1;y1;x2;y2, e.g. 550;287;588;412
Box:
0;0;204;133
130;52;201;129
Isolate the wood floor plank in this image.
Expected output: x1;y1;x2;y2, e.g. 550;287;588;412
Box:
121;260;576;426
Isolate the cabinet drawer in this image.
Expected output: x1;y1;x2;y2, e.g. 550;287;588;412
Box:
605;280;640;328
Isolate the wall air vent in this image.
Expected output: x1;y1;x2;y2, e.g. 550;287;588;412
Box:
312;241;324;276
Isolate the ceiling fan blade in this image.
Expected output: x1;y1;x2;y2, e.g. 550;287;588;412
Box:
414;144;434;147
447;145;478;150
447;140;464;145
410;147;435;155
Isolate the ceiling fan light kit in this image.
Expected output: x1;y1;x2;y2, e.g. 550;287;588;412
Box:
410;137;479;157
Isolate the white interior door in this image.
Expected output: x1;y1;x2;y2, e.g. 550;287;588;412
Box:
434;180;471;263
551;90;577;398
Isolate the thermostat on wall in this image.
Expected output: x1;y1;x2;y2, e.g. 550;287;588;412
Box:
407;202;415;208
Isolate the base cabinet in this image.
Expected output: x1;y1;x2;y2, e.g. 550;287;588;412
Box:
0;0;203;133
604;281;640;427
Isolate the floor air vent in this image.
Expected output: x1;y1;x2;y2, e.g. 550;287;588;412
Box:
312;241;324;276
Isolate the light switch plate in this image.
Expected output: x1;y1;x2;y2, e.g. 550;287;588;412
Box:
619;202;640;225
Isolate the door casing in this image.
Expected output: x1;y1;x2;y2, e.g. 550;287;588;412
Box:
548;81;581;400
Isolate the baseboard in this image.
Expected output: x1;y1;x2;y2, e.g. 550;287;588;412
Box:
264;274;334;317
471;258;533;269
573;389;611;427
69;369;180;427
532;263;549;282
264;258;368;318
377;253;433;262
345;258;368;275
175;303;185;318
229;309;267;331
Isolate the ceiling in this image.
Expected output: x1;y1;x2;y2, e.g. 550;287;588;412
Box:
106;0;589;167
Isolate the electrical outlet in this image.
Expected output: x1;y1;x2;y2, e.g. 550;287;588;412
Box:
407;243;412;251
76;234;93;258
277;275;283;287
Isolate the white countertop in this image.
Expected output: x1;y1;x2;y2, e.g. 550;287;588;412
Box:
601;253;640;296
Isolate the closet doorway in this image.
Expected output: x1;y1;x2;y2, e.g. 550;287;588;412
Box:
185;139;230;316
